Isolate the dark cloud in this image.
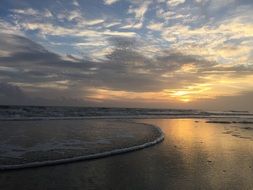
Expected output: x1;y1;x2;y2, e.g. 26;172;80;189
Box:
0;82;91;106
108;37;137;50
1;33;253;108
0;82;25;98
0;33;207;93
188;91;253;112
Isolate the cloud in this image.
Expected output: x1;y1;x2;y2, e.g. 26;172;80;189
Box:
208;0;235;11
124;1;151;29
120;21;143;29
188;91;253;112
12;8;38;16
167;0;186;7
57;9;82;21
0;82;25;99
0;33;205;93
160;16;253;64
103;30;136;37
73;0;79;6
0;82;91;106
103;0;119;5
147;22;164;31
1;32;253;109
1;0;253;109
11;8;53;18
128;1;150;20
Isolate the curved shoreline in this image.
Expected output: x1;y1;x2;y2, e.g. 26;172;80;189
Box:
0;123;164;171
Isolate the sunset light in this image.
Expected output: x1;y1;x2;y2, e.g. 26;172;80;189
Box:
0;0;253;111
1;1;253;189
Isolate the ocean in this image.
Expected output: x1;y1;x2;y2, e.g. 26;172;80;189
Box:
0;105;252;120
1;106;253;189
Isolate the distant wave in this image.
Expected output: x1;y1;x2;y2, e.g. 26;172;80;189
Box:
1;105;252;121
0;123;164;171
1;115;253;121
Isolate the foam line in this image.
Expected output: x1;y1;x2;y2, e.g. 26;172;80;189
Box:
0;124;164;171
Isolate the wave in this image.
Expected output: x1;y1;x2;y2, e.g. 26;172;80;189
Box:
1;105;252;121
0;123;164;171
2;114;253;121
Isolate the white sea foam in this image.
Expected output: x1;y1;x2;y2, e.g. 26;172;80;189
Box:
0;122;164;171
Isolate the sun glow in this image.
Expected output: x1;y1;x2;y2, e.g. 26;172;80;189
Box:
169;91;192;102
84;74;253;105
181;98;191;103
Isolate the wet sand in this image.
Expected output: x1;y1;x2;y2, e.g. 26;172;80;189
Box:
1;119;253;190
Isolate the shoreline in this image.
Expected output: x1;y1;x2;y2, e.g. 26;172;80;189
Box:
1;118;253;189
0;122;164;171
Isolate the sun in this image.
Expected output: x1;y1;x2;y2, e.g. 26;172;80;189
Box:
169;90;192;103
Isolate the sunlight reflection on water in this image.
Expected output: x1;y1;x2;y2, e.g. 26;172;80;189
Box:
138;119;253;189
1;119;253;190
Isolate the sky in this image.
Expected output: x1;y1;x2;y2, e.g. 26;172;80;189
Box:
0;0;253;111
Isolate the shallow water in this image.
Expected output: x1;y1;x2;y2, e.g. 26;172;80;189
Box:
0;120;161;168
1;118;253;190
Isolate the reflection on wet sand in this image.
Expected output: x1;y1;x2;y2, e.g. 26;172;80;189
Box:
141;119;253;189
1;119;253;190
